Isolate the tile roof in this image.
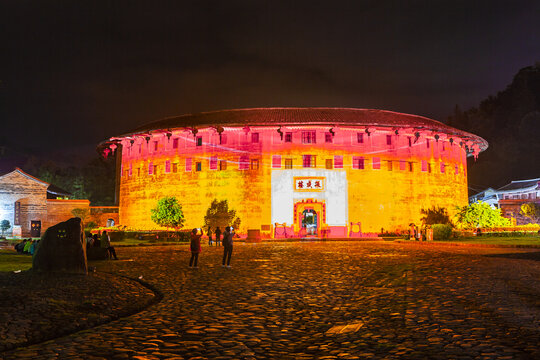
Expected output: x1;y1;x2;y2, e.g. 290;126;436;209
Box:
497;178;540;192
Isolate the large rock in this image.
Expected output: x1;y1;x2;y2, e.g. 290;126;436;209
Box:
32;217;87;274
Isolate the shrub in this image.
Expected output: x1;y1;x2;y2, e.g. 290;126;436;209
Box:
432;224;453;240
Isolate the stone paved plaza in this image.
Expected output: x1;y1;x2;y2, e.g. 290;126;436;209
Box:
2;241;540;359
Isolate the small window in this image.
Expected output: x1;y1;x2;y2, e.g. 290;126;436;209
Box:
386;135;392;146
250;159;259;170
210;156;218;170
220;134;227;144
386;160;392;171
272;155;281;168
172;163;178;173
153;141;158;152
408;162;413;172
399;160;406;171
353;156;364;170
239;155;249;170
440;162;445;173
408;137;412;147
302;131;316;144
325;133;333;143
372;157;380;170
219;160;227;170
285;132;293;142
172;138;179;149
137;168;141;176
426;139;430;149
153;165;158;175
285;159;293;169
148;161;153;175
196;137;203;146
251;133;259;143
325;159;333;169
357;133;364;144
303;155;316;168
196;162;202;172
138;144;142;154
186;158;192;172
334;155;343;169
129;163;133;176
165;160;171;173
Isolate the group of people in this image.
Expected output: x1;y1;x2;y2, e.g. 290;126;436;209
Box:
14;238;39;255
85;230;118;260
206;226;223;246
189;226;235;268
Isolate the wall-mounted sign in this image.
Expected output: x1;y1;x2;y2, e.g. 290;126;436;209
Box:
294;177;325;192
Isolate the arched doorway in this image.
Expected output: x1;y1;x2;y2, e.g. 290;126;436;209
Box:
294;199;326;237
301;209;318;235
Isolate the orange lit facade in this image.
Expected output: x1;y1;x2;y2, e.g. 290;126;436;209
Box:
101;108;487;237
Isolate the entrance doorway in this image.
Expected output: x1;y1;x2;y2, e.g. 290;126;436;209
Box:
301;209;318;235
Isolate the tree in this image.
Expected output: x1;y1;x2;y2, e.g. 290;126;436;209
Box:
71;208;90;223
203;199;241;231
151;197;185;231
520;202;540;224
454;201;511;229
420;206;451;225
0;220;11;236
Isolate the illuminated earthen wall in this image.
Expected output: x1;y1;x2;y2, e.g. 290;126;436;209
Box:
116;125;469;234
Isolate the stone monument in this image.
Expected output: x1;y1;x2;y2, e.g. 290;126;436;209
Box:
32;217;87;274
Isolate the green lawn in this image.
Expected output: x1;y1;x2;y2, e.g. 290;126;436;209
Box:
442;236;540;246
0;250;33;272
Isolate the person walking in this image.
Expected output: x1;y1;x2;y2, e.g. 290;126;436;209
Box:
100;230;118;260
189;228;203;268
215;226;222;246
222;226;234;268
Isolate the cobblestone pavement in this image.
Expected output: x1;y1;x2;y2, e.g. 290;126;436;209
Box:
2;241;540;360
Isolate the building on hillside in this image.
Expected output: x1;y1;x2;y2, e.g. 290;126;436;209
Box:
0;168;118;237
99;108;488;237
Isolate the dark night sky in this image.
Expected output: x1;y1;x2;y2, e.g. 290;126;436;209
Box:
1;0;539;165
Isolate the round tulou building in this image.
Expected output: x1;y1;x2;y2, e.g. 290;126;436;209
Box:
101;108;487;238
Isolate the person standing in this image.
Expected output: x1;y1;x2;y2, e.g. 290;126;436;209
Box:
189;228;203;268
207;226;213;246
215;226;222;246
222;226;234;268
100;230;118;260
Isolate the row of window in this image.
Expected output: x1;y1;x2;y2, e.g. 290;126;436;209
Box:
123;155;462;177
128;131;453;156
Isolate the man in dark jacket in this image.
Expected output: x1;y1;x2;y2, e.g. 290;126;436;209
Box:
222;226;234;268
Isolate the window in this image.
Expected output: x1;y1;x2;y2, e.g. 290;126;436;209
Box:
421;160;428;172
272;155;281;168
372;157;380;170
185;158;192;172
219;160;227;170
153;141;158;152
196;162;202;172
285;132;293;142
386;160;392;171
137;168;141;176
427;162;432;173
210;156;218;170
408;137;412;147
196;136;203;146
165;160;171;173
251;133;259;143
334;155;343;169
138;144;142;154
303;155;316;168
440;162;445;173
172;163;178;173
386;135;392;145
285;159;293;169
239;155;249;170
172;138;179;149
325;132;333;143
426;139;430;149
148;161;153;175
357;133;364;143
220;134;227;145
399;160;406;171
251;159;259;170
353;156;364;169
302;131;316;144
153;165;158;175
325;159;333;169
129;163;133;176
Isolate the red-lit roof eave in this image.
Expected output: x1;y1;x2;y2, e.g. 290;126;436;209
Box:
103;108;488;152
